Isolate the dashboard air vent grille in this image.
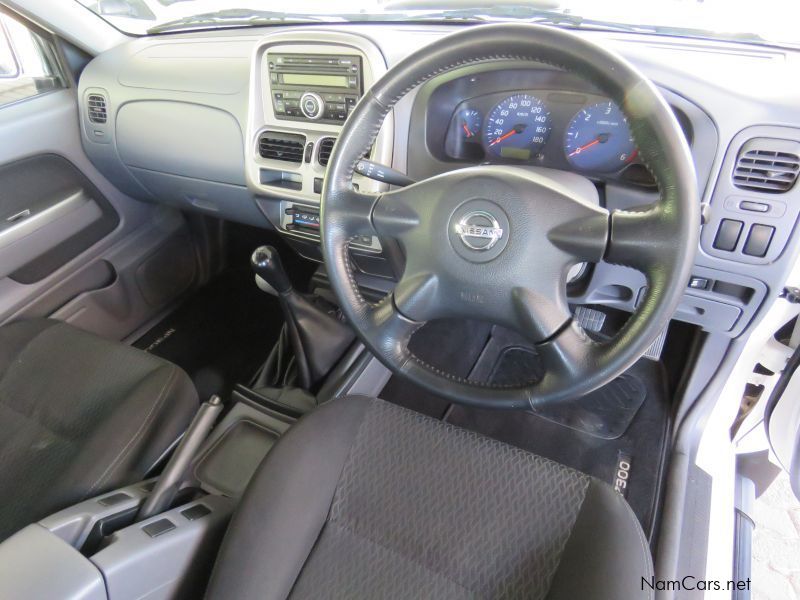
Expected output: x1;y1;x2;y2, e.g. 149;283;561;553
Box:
87;94;107;124
733;138;799;193
317;138;336;166
259;132;305;164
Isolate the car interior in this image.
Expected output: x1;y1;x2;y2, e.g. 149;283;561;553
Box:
0;1;799;598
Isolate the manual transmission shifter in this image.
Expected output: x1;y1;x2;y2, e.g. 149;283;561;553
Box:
251;245;293;295
250;246;355;392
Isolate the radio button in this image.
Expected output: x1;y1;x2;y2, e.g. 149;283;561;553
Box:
300;92;325;120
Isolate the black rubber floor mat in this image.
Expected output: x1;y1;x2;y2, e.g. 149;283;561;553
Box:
467;326;646;439
134;267;285;400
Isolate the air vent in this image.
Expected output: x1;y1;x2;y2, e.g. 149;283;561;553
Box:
87;93;107;124
733;138;800;193
258;132;305;164
317;138;336;166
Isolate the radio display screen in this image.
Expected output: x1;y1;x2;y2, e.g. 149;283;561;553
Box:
281;73;349;88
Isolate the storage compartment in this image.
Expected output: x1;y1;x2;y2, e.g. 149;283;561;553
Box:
194;421;280;497
116;101;245;186
192;399;294;498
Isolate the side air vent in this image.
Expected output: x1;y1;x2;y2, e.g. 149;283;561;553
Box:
733;138;800;193
87;93;107;124
317;137;336;166
258;132;305;164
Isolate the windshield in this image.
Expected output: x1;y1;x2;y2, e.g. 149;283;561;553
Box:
76;0;800;48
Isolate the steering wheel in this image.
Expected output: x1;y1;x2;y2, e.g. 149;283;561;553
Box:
321;23;699;410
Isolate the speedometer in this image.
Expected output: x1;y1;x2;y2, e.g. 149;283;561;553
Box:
484;94;551;160
564;101;637;172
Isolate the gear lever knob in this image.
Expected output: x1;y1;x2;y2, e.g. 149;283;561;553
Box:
251;246;292;295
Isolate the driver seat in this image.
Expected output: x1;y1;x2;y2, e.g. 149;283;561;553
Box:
207;396;653;599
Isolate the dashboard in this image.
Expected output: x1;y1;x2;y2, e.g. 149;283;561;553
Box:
75;24;800;340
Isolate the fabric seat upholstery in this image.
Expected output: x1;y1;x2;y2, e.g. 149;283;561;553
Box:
0;319;198;541
207;396;654;600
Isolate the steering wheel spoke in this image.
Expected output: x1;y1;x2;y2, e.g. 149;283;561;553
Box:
323;185;381;239
365;295;424;362
533;322;598;401
393;272;441;322
511;286;572;344
371;184;424;239
605;205;678;272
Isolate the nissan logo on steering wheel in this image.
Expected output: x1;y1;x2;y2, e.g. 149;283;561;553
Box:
454;211;505;251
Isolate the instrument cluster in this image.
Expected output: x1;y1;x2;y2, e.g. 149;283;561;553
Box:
443;89;647;182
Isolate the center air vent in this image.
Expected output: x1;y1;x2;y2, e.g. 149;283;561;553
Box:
317;137;336;166
87;93;107;124
258;132;305;164
733;138;800;193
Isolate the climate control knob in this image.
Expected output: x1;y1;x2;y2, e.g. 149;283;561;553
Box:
300;92;325;120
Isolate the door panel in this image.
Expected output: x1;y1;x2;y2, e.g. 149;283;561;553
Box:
764;343;800;500
0;65;203;339
0;154;119;283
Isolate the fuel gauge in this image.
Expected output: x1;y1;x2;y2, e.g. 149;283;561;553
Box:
457;109;482;140
445;108;484;160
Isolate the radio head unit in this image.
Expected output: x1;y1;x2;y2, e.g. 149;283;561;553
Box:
268;53;363;124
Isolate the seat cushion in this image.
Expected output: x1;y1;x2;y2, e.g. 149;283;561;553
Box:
0;319;198;541
207;396;653;600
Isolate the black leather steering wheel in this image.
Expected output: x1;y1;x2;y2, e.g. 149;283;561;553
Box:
321;23;699;410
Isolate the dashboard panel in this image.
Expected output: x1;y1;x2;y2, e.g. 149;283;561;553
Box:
75;24;800;339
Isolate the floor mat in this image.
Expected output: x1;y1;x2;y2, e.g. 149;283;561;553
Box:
134;266;286;400
470;327;647;440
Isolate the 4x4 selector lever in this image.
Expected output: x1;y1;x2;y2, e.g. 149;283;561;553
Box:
300;92;324;120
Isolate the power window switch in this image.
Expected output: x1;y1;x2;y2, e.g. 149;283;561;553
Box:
743;224;775;257
713;219;743;251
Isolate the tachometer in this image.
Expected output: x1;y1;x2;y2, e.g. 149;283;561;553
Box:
484;94;551;160
564;101;637;172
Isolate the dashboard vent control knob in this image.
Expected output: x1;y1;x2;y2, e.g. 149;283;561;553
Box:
300;92;324;120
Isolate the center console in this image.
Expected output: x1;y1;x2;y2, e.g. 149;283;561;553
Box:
246;32;398;296
0;396;297;600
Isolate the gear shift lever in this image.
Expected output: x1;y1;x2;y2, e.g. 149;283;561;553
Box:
251;246;292;295
251;246;355;391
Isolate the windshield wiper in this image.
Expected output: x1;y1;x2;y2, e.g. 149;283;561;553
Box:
147;9;339;34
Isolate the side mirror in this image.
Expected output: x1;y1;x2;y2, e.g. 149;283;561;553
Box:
0;19;20;79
